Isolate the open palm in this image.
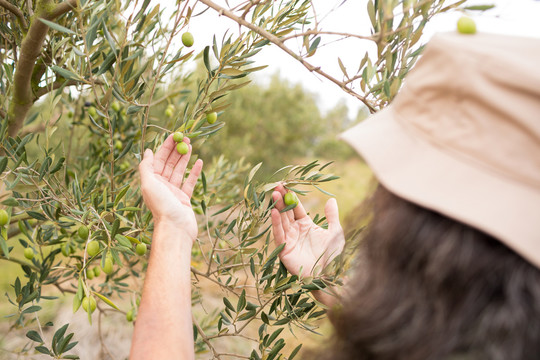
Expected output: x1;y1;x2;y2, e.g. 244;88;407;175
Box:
139;135;203;241
271;185;345;277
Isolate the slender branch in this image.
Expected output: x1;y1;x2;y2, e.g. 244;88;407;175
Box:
0;0;28;29
0;256;40;271
198;0;376;113
33;79;79;99
281;30;375;42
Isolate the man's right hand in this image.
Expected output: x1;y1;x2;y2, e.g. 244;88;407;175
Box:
270;184;345;278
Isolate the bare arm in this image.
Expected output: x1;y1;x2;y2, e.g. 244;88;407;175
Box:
130;135;203;360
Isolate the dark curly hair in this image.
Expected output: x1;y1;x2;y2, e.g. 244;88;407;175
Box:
316;185;540;360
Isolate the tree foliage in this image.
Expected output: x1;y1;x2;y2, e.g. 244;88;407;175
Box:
0;0;478;358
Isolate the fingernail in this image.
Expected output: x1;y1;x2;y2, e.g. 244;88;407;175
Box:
144;149;152;158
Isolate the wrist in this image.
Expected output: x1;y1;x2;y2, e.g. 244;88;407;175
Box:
154;219;196;241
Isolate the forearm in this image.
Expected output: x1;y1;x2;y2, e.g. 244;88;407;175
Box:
130;221;194;360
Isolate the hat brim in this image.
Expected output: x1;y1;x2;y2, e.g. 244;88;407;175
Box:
340;106;540;268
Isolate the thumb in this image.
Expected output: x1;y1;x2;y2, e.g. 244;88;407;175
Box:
139;149;154;181
324;198;341;232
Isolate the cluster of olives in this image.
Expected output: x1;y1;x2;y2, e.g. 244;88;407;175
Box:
171;131;188;155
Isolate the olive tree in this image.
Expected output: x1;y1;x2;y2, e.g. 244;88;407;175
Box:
0;0;480;358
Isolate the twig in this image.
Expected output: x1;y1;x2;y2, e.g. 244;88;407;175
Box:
198;0;376;113
0;0;28;29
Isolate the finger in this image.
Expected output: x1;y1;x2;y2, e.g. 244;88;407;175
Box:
153;135;176;175
273;185;295;223
272;191;290;230
176;137;193;176
161;144;183;179
271;208;285;247
275;183;307;220
324;198;342;232
181;159;203;198
138;149;154;185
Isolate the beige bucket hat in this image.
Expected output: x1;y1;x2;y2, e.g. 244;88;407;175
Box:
341;32;540;268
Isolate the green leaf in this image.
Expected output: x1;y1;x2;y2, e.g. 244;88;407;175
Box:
203;46;211;73
223;297;235;312
94;292;120;310
0;156;7;174
114;185;130;207
26;330;43;343
289;344;302;359
38;18;76;35
21;305;41;314
50;66;79;81
35;346;51;355
237;290;246;312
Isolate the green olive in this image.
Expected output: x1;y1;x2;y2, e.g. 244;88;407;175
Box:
87;268;95;280
135;243;147;256
165;108;174;118
206;112;218;124
114;140;123;150
126;309;134;322
111;101;121;112
173;131;184;143
87;240;100;257
67;111;74;118
457;16;476;34
61;243;70;257
182;32;194;47
102;257;114;275
0;209;8;226
24;248;34;260
87;106;97;117
176;142;189;155
82;296;97;314
283;192;299;207
93;267;101;277
78;225;89;240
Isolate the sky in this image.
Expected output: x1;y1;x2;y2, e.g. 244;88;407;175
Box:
181;0;540;117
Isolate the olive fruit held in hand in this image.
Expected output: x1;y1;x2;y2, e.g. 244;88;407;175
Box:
87;240;100;257
176;141;189;155
126;309;134;322
0;209;8;226
82;296;97;314
284;192;299;207
182;32;194;47
206;112;218;124
102;257;114;275
87;106;97;117
457;16;476;34
135;243;147;256
173;131;184;143
78;225;89;240
24;248;34;260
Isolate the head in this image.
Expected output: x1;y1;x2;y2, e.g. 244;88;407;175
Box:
317;185;540;360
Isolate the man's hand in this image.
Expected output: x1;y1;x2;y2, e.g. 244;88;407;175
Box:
271;184;345;277
138;134;203;241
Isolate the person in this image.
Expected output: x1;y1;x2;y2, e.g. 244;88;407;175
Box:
130;32;540;359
